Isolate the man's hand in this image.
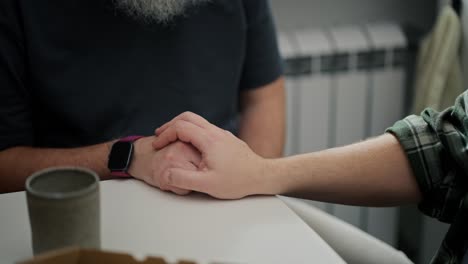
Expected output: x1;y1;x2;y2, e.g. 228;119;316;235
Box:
129;136;201;195
153;112;273;199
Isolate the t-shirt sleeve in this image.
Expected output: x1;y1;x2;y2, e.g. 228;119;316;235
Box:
239;0;283;91
386;91;468;223
0;0;33;151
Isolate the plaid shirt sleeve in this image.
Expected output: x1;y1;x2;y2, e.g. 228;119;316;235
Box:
386;91;468;223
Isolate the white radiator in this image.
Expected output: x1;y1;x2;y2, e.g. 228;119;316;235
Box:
279;23;408;246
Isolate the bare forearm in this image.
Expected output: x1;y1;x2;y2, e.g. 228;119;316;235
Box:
268;134;422;206
0;142;113;193
239;77;285;158
239;107;285;157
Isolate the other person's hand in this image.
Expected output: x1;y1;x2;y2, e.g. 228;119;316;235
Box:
129;136;201;195
153;112;273;199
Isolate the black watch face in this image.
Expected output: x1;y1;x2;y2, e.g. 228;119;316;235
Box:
108;141;133;170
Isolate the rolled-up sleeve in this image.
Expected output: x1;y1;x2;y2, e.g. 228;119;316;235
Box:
0;0;33;151
386;91;468;223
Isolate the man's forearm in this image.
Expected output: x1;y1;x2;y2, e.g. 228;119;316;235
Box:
239;106;285;158
0;142;113;193
238;77;285;158
268;134;422;206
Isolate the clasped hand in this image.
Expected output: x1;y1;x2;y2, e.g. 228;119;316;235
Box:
128;112;270;199
151;112;271;199
127;135;201;195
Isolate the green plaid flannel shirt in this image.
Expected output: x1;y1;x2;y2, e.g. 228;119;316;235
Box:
387;91;468;223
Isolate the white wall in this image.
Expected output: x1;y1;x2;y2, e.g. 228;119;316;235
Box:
270;0;437;32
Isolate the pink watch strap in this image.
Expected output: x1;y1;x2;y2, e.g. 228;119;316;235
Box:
119;135;144;143
110;135;144;177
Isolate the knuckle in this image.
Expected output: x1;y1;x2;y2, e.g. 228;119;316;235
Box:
159;176;170;191
172;141;185;150
181;111;194;119
174;121;185;131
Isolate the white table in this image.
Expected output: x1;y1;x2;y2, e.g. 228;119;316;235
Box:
0;179;344;264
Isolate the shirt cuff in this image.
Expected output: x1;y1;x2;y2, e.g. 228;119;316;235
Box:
386;115;457;222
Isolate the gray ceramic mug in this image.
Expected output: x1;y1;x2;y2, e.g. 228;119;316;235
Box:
25;167;100;255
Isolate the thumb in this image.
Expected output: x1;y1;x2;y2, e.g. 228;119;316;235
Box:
164;168;209;194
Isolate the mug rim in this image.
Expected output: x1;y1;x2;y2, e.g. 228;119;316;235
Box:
26;166;99;200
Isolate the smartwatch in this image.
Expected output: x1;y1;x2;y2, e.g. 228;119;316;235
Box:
107;136;144;177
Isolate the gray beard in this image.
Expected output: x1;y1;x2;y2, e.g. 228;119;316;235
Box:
115;0;210;24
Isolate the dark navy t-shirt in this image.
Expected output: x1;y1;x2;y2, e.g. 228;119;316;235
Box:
0;0;282;150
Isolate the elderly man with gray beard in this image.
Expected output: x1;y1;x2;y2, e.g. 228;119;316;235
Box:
0;0;285;194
